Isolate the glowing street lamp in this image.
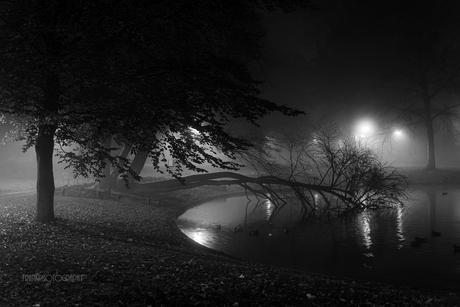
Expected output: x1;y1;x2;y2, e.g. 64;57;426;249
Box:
355;119;375;139
393;129;403;139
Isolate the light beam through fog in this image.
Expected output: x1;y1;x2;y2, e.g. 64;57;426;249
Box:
355;119;375;138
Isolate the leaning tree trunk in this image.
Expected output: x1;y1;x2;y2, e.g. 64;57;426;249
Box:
130;151;149;175
423;95;436;171
35;124;57;223
116;150;148;189
108;141;132;187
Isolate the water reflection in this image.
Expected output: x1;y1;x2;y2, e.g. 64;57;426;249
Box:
359;214;372;249
187;228;211;245
396;206;404;249
264;199;274;220
177;187;460;292
427;188;437;232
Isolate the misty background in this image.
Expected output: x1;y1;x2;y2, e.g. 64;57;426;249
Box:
1;4;459;183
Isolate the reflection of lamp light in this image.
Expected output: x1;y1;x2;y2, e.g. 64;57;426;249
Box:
396;206;404;249
188;228;209;246
264;199;274;220
359;214;372;249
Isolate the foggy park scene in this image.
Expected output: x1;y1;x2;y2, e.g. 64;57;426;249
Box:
0;0;460;306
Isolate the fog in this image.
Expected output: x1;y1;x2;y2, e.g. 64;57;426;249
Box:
1;7;460;187
379;130;459;168
0;140;76;181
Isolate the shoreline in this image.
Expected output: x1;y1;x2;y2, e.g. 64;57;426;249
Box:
173;186;460;293
169;168;460;301
1;169;460;305
398;167;460;185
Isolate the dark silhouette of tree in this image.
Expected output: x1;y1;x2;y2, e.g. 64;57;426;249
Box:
308;0;460;170
133;123;407;219
0;0;309;223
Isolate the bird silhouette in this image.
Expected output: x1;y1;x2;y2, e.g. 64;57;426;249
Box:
234;224;243;233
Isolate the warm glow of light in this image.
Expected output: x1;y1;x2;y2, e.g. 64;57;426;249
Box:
393;129;403;139
187;228;210;246
355;119;375;137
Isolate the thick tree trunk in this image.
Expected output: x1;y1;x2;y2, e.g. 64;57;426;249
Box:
130;151;148;173
35;35;61;223
35;124;57;223
109;141;132;187
97;136;112;189
425;123;436;170
423;96;436;171
127;150;149;186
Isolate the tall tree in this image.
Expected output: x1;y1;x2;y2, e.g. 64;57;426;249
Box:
309;0;460;170
0;0;308;223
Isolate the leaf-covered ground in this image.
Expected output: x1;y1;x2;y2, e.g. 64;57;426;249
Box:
0;185;459;306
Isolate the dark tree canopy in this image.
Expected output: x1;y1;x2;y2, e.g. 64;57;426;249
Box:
0;0;308;222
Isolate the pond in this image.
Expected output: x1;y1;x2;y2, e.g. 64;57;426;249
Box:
176;186;460;293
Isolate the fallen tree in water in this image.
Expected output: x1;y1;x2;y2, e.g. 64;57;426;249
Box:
130;123;408;218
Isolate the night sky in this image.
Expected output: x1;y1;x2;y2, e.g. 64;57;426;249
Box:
257;5;372;132
263;1;460;133
258;8;315;131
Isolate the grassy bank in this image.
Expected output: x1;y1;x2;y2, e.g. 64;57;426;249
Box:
0;185;459;306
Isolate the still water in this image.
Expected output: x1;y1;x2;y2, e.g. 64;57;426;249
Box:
176;186;460;293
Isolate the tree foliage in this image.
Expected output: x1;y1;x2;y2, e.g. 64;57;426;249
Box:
0;0;309;222
136;123;407;220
